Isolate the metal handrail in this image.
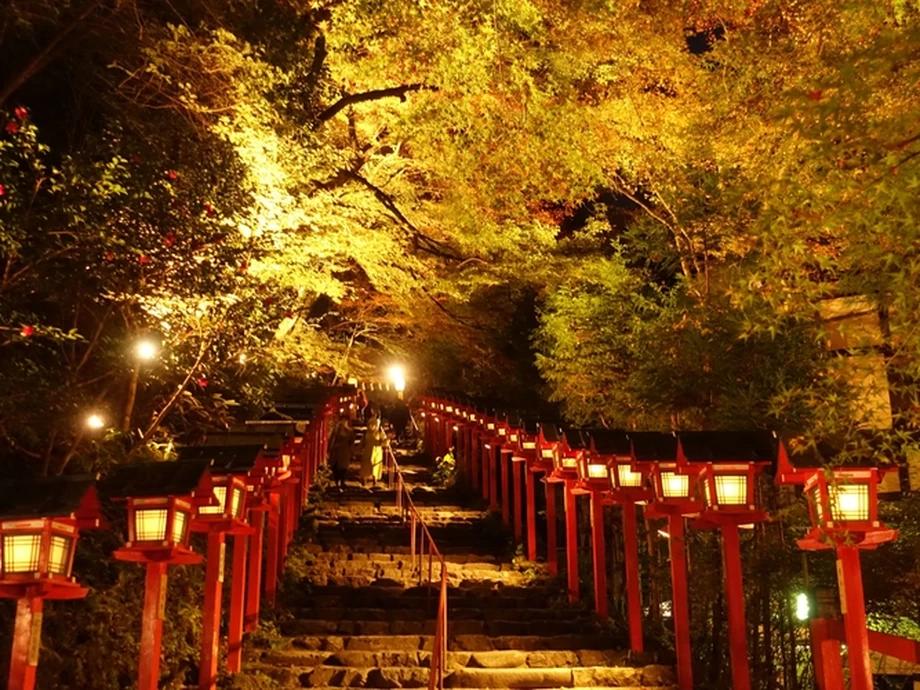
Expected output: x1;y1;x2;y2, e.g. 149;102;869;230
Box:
385;446;448;690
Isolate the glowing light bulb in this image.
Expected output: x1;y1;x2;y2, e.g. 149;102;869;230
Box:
135;339;159;361
86;414;105;430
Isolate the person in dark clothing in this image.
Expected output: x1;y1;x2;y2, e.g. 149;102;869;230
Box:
328;413;355;490
389;399;410;442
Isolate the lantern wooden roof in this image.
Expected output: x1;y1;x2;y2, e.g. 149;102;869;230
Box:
540;423;564;445
101;459;214;506
562;428;590;452
197;431;286;450
629;432;679;464
677;431;776;465
0;474;102;527
176;445;259;475
589;430;631;458
777;431;903;485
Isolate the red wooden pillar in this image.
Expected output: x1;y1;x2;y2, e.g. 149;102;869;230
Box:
489;447;499;514
481;440;490;503
512;459;523;543
500;449;511;527
470;431;480;492
564;480;579;602
622;501;644;653
809;619;845;690
199;532;225;690
837;546;873;690
545;479;558;574
138;562;168;690
245;509;266;632
590;493;607;620
227;533;248;673
264;494;280;607
278;486;289;562
668;514;693;690
525;468;537;561
8;595;43;690
721;524;751;690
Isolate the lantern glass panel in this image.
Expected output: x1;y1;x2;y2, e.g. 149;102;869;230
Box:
136;509;169;541
812;487;825;522
587;462;608;479
616;465;643;488
48;534;72;576
231;487;244;518
200;486;227;515
831;483;869;522
660;471;689;499
171;510;189;543
3;534;41;573
715;475;747;505
561;456;578;469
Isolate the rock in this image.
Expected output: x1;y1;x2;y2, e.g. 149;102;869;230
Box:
527;651;580;668
468;651;528;668
346;635;423;651
572;666;641;687
640;664;678;686
447;667;574;688
451;635;493;652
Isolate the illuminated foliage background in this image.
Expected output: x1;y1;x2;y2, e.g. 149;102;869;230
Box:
3;0;920;688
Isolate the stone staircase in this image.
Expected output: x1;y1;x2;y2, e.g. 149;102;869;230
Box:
240;452;675;689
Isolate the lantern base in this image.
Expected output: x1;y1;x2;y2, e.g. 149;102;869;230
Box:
190;518;255;536
797;527;897;551
0;580;88;601
113;545;202;565
645;501;704;519
691;511;769;530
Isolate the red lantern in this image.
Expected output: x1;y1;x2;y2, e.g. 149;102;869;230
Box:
0;476;103;690
104;461;215;690
777;432;900;690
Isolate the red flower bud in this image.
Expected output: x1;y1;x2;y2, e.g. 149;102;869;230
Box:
164;232;176;247
20;325;34;337
238;261;249;273
0;184;5;197
13;107;27;121
138;255;150;265
284;310;294;319
204;202;215;216
807;90;823;101
167;170;178;181
104;251;115;261
5;121;20;134
196;378;209;387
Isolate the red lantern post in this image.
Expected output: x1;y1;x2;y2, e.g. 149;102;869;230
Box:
519;420;541;561
777;433;899;690
549;428;586;603
591;430;651;653
677;431;775;690
104;461;215;690
634;432;698;690
0;476;104;690
506;414;526;545
536;423;563;575
574;439;615;620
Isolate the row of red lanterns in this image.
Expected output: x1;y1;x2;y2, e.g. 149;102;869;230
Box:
418;395;898;690
0;388;356;690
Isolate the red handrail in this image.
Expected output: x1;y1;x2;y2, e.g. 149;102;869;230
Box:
385;447;448;690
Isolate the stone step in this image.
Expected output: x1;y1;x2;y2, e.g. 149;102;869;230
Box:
240;663;675;688
306;551;501;565
248;648;657;669
290;607;586;622
280;618;603;637
263;634;623;653
299;544;502;557
297;584;563;599
299;594;570;611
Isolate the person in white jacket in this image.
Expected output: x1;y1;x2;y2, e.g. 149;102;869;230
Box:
360;413;389;486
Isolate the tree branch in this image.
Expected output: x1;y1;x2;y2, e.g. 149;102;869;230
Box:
317;84;436;123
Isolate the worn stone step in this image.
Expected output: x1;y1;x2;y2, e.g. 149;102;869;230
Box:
248;648;656;669
268;634;623;653
299;594;567;611
290;607;586;623
239;663;675;688
281;616;598;637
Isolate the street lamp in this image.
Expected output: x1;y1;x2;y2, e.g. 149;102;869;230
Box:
134;338;159;361
631;431;697;690
551;428;588;603
86;413;105;430
677;430;775;690
776;432;899;690
388;364;406;399
590;429;649;650
102;460;215;690
0;476;103;690
574;433;615;621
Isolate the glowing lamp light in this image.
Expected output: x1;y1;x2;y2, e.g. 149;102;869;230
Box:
86;413;105;430
130;498;192;545
794;592;811;621
134;339;159;361
587;462;608;479
452;425;459;431
659;470;690;499
0;521;78;580
615;464;645;489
